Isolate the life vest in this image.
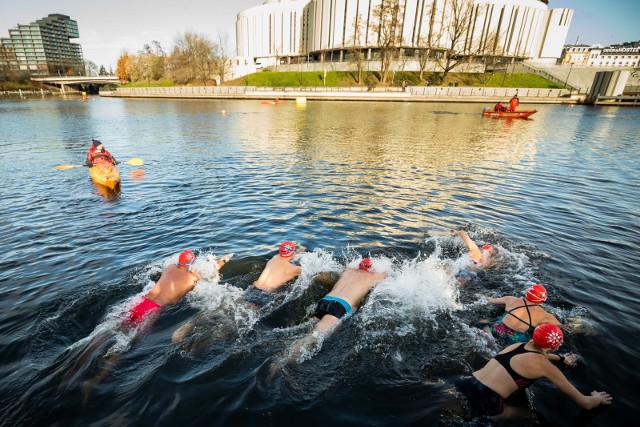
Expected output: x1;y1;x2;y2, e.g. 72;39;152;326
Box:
87;146;116;165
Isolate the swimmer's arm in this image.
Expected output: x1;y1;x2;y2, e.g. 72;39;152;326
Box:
487;296;509;305
453;230;482;261
543;364;612;409
215;253;234;270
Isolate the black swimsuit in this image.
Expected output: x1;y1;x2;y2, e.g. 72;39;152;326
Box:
504;298;534;331
494;343;541;389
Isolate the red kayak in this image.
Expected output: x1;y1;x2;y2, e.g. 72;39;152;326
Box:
482;109;537;118
261;100;286;105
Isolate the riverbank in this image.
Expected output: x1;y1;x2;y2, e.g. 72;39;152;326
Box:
100;85;582;104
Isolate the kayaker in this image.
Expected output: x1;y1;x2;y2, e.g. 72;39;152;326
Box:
78;250;233;399
507;94;519;111
86;139;116;167
455;324;612;421
484;284;564;346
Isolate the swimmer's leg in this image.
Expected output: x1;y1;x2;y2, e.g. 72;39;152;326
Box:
81;351;122;405
61;331;114;386
171;322;194;344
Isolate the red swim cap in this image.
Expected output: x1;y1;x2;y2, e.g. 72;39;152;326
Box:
359;258;373;271
178;250;195;266
481;244;494;253
532;324;563;349
525;284;547;304
279;241;296;257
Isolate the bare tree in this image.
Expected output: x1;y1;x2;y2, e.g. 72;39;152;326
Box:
371;0;404;84
0;45;17;80
84;60;98;76
346;14;367;84
435;0;475;83
169;32;216;85
214;31;232;84
416;2;438;82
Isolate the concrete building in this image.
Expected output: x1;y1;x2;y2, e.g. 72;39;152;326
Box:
1;14;84;77
236;0;572;70
561;43;639;68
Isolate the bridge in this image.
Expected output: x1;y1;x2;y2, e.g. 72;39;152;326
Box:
31;76;121;94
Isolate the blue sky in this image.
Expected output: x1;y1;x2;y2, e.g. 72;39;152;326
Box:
1;0;638;69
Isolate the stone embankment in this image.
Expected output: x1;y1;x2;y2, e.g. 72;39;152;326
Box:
100;86;581;104
1;89;53;98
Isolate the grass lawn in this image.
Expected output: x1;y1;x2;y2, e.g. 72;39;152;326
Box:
224;70;563;89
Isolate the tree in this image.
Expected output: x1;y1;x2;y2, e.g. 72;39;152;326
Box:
346;14;366;84
169;32;216;85
435;0;476;83
116;52;133;83
133;41;166;84
214;31;232;84
416;2;438;82
98;65;108;76
0;45;17;81
371;0;404;84
84;60;98;76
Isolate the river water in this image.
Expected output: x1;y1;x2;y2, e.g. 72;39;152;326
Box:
0;97;638;426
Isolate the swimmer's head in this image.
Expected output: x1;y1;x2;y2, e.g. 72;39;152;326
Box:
178;250;195;267
359;258;373;271
481;244;495;254
525;284;547;304
279;241;296;257
533;324;563;349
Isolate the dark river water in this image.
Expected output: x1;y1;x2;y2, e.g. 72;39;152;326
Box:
0;97;638;426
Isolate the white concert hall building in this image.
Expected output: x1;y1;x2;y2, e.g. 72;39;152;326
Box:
235;0;573;71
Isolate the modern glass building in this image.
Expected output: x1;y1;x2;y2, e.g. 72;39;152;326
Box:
1;14;84;77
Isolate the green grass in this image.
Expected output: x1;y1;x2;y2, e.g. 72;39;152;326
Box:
224;70;563;89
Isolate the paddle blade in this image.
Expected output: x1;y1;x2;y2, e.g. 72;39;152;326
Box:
56;165;81;170
126;158;144;166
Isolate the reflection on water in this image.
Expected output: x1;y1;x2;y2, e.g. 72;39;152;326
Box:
0;98;638;426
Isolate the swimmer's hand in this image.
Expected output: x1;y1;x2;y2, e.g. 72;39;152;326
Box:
589;390;613;407
561;352;578;367
216;253;234;270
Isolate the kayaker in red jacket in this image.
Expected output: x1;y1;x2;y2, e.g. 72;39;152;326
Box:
86;139;116;166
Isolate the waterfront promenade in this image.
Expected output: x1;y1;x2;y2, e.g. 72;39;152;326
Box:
100;85;579;105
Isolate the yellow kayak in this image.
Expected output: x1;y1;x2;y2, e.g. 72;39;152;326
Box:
89;162;120;189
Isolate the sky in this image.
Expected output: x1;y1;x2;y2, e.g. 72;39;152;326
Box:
0;0;638;70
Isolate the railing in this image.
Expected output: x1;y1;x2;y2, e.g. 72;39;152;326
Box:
106;85;572;100
0;90;52;98
409;86;569;98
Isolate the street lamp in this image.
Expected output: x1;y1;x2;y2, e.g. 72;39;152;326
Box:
564;62;574;88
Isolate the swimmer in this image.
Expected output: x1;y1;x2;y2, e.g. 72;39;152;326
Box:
173;242;306;344
484;284;563;346
451;229;496;267
78;250;233;399
456;324;611;421
269;257;387;378
253;241;306;293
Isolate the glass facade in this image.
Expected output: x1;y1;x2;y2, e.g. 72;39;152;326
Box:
0;14;84;77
